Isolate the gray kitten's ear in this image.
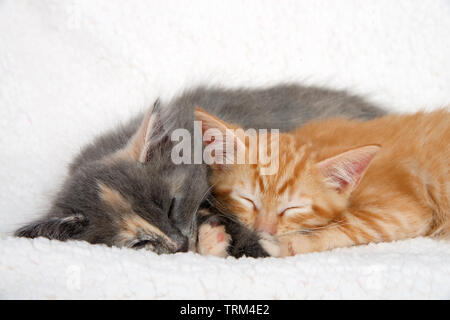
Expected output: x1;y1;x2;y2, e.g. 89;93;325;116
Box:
15;214;88;241
123;99;163;163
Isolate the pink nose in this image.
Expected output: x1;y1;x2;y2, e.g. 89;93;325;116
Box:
254;220;277;235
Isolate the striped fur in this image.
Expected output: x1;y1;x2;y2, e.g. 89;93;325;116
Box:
196;109;450;257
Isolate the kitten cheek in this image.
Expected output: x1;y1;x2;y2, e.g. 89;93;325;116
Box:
229;202;257;226
235;212;256;230
277;223;295;235
237;201;254;211
278;215;311;234
240;215;256;229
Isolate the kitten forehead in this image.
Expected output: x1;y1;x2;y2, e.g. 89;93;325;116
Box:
98;182;132;210
227;139;312;199
260;141;310;194
168;169;189;194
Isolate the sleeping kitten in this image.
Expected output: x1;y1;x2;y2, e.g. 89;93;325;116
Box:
195;108;449;257
15;84;386;255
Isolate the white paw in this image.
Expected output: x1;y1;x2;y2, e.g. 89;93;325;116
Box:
197;222;231;258
259;233;281;257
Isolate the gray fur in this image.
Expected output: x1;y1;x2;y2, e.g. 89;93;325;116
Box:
16;83;386;255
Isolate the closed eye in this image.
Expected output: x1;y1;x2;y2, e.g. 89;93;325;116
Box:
131;239;155;249
167;197;176;222
279;206;311;217
238;195;257;210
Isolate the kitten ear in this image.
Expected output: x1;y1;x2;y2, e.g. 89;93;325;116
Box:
317;145;380;194
15;214;89;241
194;107;235;143
123;99;163;163
194;107;246;165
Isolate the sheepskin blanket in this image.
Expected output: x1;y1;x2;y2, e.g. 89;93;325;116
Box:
1;237;449;299
0;0;449;299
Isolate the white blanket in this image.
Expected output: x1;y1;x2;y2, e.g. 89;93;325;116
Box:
1;237;449;299
1;0;449;299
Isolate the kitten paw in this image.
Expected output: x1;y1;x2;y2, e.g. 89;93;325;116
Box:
197;222;231;258
258;233;281;257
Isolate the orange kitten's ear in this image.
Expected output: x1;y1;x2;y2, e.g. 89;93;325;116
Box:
194;107;246;166
317;145;380;194
123;99;162;163
194;107;234;141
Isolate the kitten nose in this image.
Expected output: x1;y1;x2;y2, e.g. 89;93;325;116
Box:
254;220;277;235
175;235;189;253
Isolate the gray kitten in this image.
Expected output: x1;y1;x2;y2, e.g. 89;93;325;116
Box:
15;84;386;255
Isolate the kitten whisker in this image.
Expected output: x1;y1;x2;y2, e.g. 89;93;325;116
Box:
186;182;222;248
206;195;247;227
275;220;349;238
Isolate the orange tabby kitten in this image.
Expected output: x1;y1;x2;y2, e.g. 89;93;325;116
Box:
195;108;450;257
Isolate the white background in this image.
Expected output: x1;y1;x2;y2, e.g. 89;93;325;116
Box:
0;1;449;299
1;0;449;233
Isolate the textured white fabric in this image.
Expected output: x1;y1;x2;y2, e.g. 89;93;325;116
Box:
1;237;449;299
1;0;449;299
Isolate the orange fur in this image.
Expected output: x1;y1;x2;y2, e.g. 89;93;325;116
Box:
195;108;450;256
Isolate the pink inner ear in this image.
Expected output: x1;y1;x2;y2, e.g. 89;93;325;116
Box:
200;121;220;147
332;175;350;190
195;108;231;165
120;102;160;163
318;145;380;193
195;108;247;166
